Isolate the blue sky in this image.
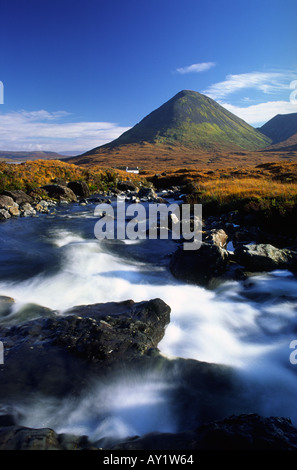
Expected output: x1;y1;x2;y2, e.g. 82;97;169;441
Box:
0;0;297;154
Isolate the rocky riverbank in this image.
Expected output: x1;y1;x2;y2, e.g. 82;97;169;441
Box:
2;295;297;450
1;177;297;450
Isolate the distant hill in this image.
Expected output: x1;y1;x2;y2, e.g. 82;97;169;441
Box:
262;132;297;152
0;150;69;162
66;90;272;167
259;112;297;144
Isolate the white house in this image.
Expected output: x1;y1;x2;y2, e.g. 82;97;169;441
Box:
126;166;139;174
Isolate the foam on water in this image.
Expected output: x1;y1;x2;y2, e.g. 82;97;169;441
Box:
16;370;176;445
2;219;297;438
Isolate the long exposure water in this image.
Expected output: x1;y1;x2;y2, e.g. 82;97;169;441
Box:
1;199;297;445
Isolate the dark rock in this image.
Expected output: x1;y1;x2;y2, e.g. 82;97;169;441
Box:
0;298;170;398
41;184;77;203
233;226;261;244
3;412;297;450
2;190;33;205
170;242;229;288
138;186;158;200
233;243;297;272
0;426;94;450
117;180;137;192
67;181;90;198
112;414;297;450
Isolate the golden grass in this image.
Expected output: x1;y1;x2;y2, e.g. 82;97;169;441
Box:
195;178;297;204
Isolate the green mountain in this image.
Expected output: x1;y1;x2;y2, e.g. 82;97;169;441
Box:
259;112;297;144
82;90;272;156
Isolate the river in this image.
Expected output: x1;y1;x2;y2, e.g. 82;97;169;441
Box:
1;198;297;445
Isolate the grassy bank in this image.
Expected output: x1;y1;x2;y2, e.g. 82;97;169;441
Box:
0;159;142;194
1;159;297;235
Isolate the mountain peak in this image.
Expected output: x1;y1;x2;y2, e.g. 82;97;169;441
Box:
84;89;270;154
66;90;272;168
260;112;297;144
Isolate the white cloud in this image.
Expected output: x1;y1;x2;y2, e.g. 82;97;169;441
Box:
220;100;297;126
176;62;215;74
0;110;131;153
203;70;297;126
204;71;296;100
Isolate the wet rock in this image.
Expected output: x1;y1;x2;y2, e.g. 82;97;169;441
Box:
0;195;16;210
0;426;94;450
233;226;262;245
0;298;170;398
0;195;21;217
20;203;36;217
233;243;297;273
0;209;11;220
41;184;77;203
67;181;90;198
3;412;297;450
117;180;138;192
2;190;33;205
170;242;229;288
138;186;158;200
204;228;228;249
35;200;50;213
8;206;20;217
112;414;297;450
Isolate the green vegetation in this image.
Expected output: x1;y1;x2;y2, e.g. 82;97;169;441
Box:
0;160;125;194
83;90;272;157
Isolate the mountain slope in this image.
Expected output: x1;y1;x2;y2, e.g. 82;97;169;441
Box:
259;112;297;144
67;90;271;167
92;90;271;152
263;132;297;152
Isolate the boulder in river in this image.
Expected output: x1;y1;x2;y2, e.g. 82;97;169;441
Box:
67;181;90;198
2;190;33;205
204;228;228;249
0;298;171;398
117;180;138;192
0;209;11;220
112;413;297;450
2;413;297;450
41;184;77;203
233;243;297;273
0;425;94;450
169;242;229;288
0;195;17;210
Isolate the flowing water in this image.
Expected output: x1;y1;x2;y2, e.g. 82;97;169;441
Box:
1;199;297;444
